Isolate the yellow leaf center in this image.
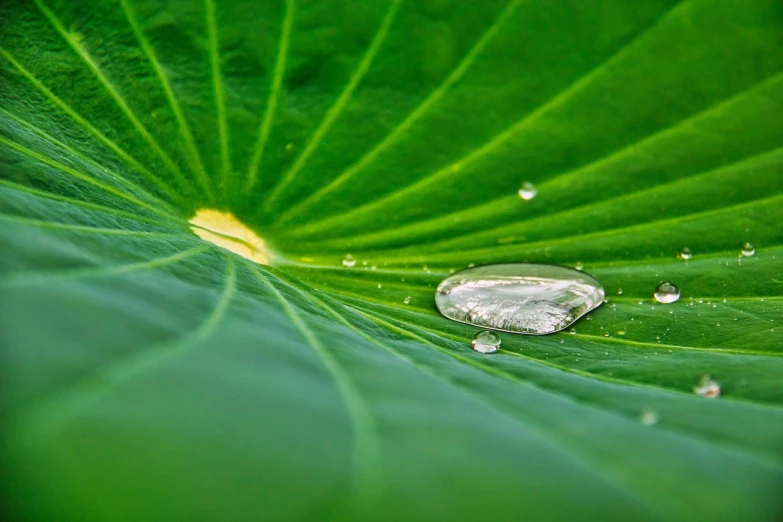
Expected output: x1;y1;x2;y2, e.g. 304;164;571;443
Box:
188;209;272;265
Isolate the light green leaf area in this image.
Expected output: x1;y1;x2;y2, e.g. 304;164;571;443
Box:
2;0;783;520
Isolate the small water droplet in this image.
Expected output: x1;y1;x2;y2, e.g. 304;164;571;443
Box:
435;263;604;334
574;262;583;271
560;339;564;344
371;265;377;270
617;330;626;336
472;330;501;354
693;375;720;398
640;409;660;426
604;332;609;337
678;247;692;260
617;288;623;295
377;283;383;289
716;322;720;326
342;254;356;268
518;181;537;200
653;282;680;304
741;242;755;257
403;296;411;304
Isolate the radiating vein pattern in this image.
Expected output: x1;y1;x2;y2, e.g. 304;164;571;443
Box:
2;0;783;521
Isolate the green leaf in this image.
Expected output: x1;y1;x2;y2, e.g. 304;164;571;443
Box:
2;0;782;520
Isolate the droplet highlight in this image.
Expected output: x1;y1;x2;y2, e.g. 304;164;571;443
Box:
678;247;692;260
435;263;605;335
653;282;680;304
741;242;755;257
472;330;501;354
517;181;537;200
342;254;356;268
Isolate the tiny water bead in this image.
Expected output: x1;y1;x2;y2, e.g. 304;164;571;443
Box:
472;330;501;354
678;247;692;260
435;263;605;335
693;374;721;398
517;181;537;200
403;296;412;304
741;242;755;256
640;409;660;426
342;254;356;268
653;282;680;304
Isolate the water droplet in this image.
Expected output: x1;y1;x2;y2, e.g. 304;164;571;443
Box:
472;330;501;354
741;242;755;256
693;375;720;398
517;181;537;200
377;283;383;289
371;265;377;270
342;254;356;268
617;288;623;295
403;296;411;304
435;263;605;334
574;262;583;271
678;247;692;260
653;282;680;304
285;142;294;151
640;409;660;426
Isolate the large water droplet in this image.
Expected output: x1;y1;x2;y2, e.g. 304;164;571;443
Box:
342;254;356;268
653;282;680;304
435;263;605;334
678;247;692;260
472;330;501;354
517;181;537;200
741;242;755;257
